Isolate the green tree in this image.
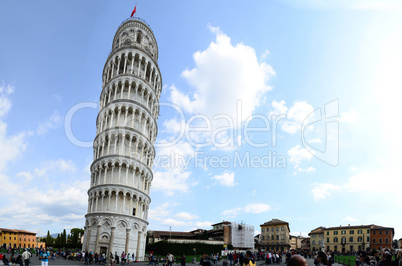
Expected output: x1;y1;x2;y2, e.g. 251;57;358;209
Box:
62;229;67;248
393;239;398;248
70;228;84;248
45;231;53;247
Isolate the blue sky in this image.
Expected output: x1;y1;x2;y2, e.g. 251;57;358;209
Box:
0;0;401;240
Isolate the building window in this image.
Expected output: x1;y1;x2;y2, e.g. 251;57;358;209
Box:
373;239;376;243
327;237;329;243
312;240;315;245
379;239;382;243
281;226;284;231
367;229;370;234
341;230;346;235
276;227;279;231
385;230;388;235
379;231;382;235
262;228;265;232
358;237;362;242
276;235;279;240
262;236;265;240
334;231;338;235
367;236;370;242
281;235;284;240
358;230;362;234
272;235;274;240
271;228;274;232
350;230;354;234
327;232;329;235
373;231;376;235
385;239;388;243
334;237;338;242
349;236;353;242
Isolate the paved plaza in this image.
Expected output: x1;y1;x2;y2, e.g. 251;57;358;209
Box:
0;255;344;266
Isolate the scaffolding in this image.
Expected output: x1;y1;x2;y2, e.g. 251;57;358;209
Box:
231;222;254;249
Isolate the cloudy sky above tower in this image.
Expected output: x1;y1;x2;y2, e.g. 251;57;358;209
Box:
0;0;402;239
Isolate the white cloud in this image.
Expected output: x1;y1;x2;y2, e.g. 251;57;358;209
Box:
280;0;402;12
281;101;314;134
194;221;213;228
349;166;358;172
0;177;89;229
0;82;14;118
211;172;236;187
174;212;199;220
270;100;288;117
37;110;63;135
245;203;271;214
152;169;192;196
287;145;313;166
170;25;275;133
339;108;359;123
222;208;242;218
222;203;271;218
311;183;342;201
261;50;270;61
342;216;357;222
161;218;192;227
297;167;316;174
148;203;172;221
0;85;28;172
162;117;185;135
0;123;27;172
153;139;197;195
16;171;33;181
308;138;322;144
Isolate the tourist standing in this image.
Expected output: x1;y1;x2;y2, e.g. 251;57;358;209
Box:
39;248;50;266
167;253;174;266
22;249;31;266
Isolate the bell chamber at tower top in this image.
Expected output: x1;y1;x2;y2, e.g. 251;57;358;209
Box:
102;18;162;97
111;18;159;61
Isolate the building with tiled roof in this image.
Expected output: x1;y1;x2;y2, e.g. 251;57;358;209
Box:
148;221;254;250
308;224;396;252
0;228;38;249
260;219;291;251
323;224;373;252
370;225;394;250
308;227;325;251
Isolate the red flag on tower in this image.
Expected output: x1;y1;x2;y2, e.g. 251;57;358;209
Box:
130;5;137;17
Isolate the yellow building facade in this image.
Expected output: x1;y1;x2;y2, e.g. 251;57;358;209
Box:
309;227;325;251
0;228;38;248
260;219;291;251
323;225;371;252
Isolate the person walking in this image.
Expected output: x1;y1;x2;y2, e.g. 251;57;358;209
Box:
22;249;32;266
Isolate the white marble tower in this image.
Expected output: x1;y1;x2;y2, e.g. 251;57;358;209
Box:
83;17;162;260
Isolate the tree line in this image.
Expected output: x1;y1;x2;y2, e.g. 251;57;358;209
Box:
41;228;84;249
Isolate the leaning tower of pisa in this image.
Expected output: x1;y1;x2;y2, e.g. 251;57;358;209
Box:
83;17;162;260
